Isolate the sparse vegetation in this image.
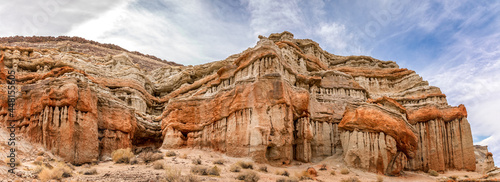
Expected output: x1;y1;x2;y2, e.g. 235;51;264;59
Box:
236;171;260;182
111;148;134;164
37;162;73;180
320;164;327;171
182;174;200;182
165;166;181;182
83;168;97;175
153;161;164;170
449;175;458;181
276;177;299;182
340;168;350;175
341;176;361;182
237;161;254;169
140;151;164;163
330;170;336;175
192;158;202;165
428;169;439;177
165;151;177;157
130;157;138;165
276;170;290;177
38;167;63;180
230;164;242;172
191;166;208;175
258;165;268;172
213;159;225;165
207;166;221;176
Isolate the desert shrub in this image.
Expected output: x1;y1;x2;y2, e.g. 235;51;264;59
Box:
276;177;299;182
230;164;242;172
320;164;327;171
258;165;268;172
192;158;202;165
237;161;254;169
153;161;164;170
83;168;97;175
181;174;200;182
213;159;225;165
207;166;220;176
165;151;177;157
165;166;181;182
191;166;208;175
449;175;458;181
330;170;336;175
341;176;360;182
236;171;260;182
340;168;349;175
37;163;72;180
38;167;63;180
141;151;164;163
112;148;134;164
377;175;384;182
57;163;73;178
130;157;138;165
276;170;290;177
428;169;439;176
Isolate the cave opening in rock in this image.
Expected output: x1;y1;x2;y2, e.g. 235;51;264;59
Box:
266;144;279;162
181;131;189;140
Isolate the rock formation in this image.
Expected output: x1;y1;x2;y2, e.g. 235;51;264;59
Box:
475;145;495;173
0;32;478;175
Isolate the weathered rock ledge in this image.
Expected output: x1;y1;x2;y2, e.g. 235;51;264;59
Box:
0;32;482;175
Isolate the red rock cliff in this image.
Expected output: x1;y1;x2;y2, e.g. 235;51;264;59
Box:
0;32;476;174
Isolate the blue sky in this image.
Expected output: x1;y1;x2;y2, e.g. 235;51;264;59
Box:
1;0;500;164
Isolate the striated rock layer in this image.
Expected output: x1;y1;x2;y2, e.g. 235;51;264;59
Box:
0;32;477;174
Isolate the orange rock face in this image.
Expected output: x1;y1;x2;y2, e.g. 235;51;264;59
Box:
0;32;477;174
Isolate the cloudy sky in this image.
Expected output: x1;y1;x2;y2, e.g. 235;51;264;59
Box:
1;0;499;164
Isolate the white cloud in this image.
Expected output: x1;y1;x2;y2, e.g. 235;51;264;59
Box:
67;0;254;65
245;0;304;37
316;22;354;55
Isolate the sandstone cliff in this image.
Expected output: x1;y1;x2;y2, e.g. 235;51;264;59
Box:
0;32;478;175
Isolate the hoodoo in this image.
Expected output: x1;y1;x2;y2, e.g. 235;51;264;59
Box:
0;32;477;175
